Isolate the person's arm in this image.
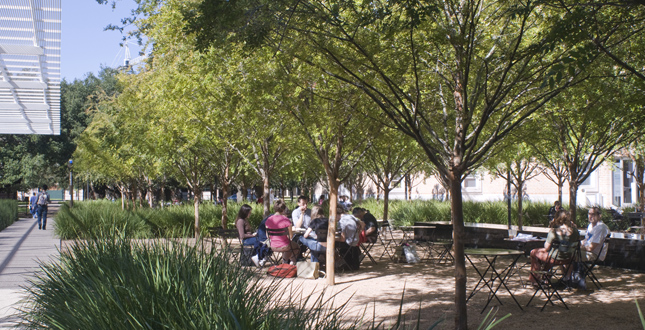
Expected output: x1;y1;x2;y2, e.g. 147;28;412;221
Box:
544;230;554;250
303;228;313;238
288;226;294;239
357;220;365;234
365;224;376;236
584;242;599;252
236;219;254;239
294;208;305;229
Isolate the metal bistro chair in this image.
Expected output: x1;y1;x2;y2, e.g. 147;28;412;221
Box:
266;226;300;265
579;235;610;290
208;227;254;266
526;240;578;311
359;236;378;265
377;220;398;261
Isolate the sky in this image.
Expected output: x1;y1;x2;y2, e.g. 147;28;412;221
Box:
61;1;143;81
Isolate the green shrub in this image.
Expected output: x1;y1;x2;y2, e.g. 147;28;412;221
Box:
20;238;362;329
0;199;18;231
55;200;276;239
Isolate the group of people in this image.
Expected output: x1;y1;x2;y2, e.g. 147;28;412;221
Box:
234;195;379;270
529;204;610;287
29;184;51;230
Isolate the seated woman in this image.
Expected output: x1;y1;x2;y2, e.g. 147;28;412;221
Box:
235;204;258;246
529;210;580;285
266;199;300;264
301;206;328;263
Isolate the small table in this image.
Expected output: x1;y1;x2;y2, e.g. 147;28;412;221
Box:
465;248;525;313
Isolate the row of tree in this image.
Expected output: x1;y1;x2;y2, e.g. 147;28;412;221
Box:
48;0;645;328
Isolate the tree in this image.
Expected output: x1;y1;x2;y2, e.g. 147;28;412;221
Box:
485;139;543;230
538;74;643;222
289;74;376;285
552;1;645;83
364;128;422;222
184;1;594;327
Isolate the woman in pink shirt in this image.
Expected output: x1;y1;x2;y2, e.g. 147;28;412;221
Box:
266;199;299;264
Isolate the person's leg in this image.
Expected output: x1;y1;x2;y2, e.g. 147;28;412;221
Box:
299;236;326;262
243;237;258;247
580;251;597;262
41;206;48;230
529;248;550;284
36;206;42;229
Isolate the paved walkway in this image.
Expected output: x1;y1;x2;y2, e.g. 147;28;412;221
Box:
0;205;60;329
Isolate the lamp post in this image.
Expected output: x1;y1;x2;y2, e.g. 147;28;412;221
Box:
68;159;73;207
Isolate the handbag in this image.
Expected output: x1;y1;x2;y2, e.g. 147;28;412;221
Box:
297;261;319;279
267;264;297;278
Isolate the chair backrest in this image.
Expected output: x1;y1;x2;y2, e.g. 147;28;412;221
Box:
266;226;290;238
597;234;611;262
551;239;578;261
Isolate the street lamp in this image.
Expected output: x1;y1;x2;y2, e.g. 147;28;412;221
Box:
68;159;73;207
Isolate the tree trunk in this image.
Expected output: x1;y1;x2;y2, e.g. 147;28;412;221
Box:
194;189;201;240
634;157;645;213
557;181;563;206
326;180;339;286
450;177;468;330
517;181;524;231
383;187;391;222
569;182;578;225
120;185;125;210
376;186;381;200
263;173;271;218
221;181;229;229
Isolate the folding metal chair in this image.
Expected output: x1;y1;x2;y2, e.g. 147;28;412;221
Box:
526;240;577;311
266;227;300;265
359;242;377;264
430;238;454;265
335;243;361;271
208;227;254;265
579;235;610;290
378;220;398;260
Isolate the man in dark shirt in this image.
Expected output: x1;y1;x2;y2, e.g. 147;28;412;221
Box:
362;209;379;243
353;207;379;243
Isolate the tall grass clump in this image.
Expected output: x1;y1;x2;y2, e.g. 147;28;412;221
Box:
20;237;367;330
386;199;555;227
55;201;151;239
0;199;18;231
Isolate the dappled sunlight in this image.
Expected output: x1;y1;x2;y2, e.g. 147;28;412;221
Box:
255;244;645;329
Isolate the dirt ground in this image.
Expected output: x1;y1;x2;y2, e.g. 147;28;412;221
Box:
263;243;645;330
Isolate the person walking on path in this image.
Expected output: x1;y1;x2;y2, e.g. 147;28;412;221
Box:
35;185;51;230
29;192;38;219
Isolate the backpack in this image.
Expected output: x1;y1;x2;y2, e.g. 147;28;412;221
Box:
36;192;48;206
267;264;297;278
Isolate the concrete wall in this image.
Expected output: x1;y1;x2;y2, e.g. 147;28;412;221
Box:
415;221;645;271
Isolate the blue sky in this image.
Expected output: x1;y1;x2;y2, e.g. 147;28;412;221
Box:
61;1;143;81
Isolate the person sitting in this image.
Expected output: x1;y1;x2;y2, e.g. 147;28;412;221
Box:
580;206;610;261
353;207;379;243
336;205;364;270
529;210;579;286
318;194;325;205
235;204;258;246
548;200;562;222
301;206;328;264
291;195;312;260
266;199;300;264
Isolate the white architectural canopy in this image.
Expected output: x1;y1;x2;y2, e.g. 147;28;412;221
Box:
0;0;61;135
